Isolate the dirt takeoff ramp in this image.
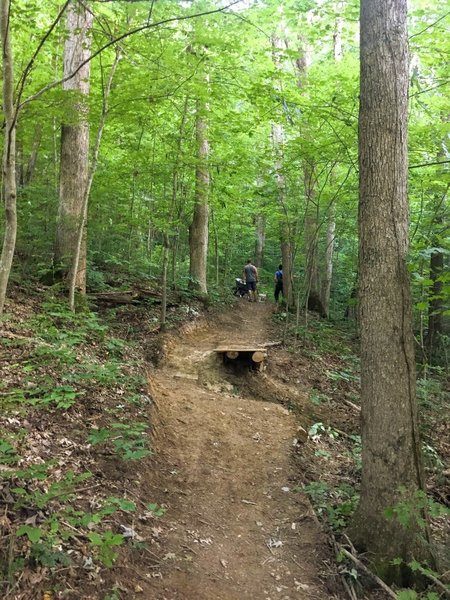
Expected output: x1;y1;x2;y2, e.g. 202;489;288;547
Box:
146;303;332;600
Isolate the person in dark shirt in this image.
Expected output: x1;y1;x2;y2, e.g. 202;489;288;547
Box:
243;259;259;303
274;264;283;305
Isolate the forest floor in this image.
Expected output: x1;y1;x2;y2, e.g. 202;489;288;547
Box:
1;286;448;600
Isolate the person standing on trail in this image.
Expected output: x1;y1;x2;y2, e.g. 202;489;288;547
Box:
243;259;259;303
274;264;283;305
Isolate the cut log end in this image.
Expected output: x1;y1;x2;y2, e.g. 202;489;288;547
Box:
251;351;266;363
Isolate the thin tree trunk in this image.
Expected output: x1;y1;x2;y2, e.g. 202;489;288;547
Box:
55;0;92;292
68;49;121;311
349;0;433;581
189;96;209;296
0;0;17;315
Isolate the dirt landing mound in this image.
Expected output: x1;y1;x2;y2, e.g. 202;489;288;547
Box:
147;303;333;600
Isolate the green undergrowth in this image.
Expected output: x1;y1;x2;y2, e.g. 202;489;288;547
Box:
0;291;171;596
275;313;449;599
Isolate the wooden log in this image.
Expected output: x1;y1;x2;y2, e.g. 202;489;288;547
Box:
226;351;239;359
90;291;139;304
93;290;134;297
263;341;282;348
252;351;266;363
90;289;178;308
295;425;308;443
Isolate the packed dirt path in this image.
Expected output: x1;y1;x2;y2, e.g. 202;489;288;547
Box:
147;302;334;600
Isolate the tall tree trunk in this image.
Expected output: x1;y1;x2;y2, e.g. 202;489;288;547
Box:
189;97;209;296
68;49;121;311
0;0;17;315
349;0;432;582
55;0;92;292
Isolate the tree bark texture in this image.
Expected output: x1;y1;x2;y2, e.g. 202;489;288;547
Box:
350;0;432;580
189;98;209;296
0;0;17;315
55;1;92;292
68;48;121;311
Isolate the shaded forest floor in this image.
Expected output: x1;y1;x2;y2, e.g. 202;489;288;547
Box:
0;284;448;599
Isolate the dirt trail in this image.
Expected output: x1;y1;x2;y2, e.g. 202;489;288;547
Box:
147;302;332;600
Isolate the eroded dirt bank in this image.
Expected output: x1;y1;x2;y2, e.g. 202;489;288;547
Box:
146;302;337;600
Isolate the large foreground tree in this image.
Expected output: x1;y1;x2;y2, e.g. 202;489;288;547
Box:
349;0;433;583
54;0;93;292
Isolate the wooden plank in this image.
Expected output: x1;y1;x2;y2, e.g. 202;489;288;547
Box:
214;346;266;353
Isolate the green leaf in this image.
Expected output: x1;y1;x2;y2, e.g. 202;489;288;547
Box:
396;591;417;600
117;499;136;512
16;525;43;543
146;502;166;517
88;532;103;545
